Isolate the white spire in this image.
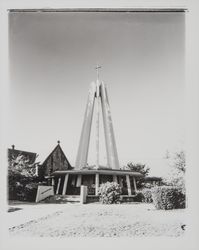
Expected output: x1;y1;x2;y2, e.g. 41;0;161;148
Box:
95;64;101;82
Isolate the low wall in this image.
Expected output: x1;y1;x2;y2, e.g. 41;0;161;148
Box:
120;196;137;203
35;185;54;203
86;195;99;203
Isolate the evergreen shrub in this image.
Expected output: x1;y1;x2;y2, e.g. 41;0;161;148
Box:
98;182;122;204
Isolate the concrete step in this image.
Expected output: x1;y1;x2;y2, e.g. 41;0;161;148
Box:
42;195;80;204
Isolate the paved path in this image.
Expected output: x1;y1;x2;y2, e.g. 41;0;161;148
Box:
7;203;76;229
8;203;186;237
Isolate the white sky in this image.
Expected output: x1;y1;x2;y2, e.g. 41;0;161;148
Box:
8;12;185;176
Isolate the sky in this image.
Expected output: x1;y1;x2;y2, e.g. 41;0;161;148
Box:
8;11;185;176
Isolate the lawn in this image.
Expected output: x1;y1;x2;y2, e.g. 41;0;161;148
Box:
8;203;186;237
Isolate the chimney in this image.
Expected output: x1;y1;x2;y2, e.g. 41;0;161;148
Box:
12;145;15;150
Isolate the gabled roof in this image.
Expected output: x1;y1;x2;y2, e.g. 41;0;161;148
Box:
8;146;37;164
42;142;72;169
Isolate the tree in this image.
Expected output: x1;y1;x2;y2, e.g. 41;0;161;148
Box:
124;162;150;177
123;162;150;189
8;154;39;200
164;150;185;192
8;154;38;177
173;151;185;173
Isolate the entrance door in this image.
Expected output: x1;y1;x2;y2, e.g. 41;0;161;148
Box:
66;175;80;195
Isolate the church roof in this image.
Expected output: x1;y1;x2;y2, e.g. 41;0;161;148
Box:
42;141;72;169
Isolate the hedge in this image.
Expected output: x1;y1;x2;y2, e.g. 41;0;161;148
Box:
151;186;185;210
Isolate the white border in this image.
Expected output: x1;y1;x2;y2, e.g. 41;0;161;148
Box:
1;1;199;250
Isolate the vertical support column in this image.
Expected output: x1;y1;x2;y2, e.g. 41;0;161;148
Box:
95;173;99;195
51;177;55;186
51;177;55;193
62;174;69;195
75;82;96;169
76;174;82;187
96;80;100;169
126;175;132;196
119;176;123;187
80;185;88;204
113;175;118;183
133;177;137;193
56;177;61;195
101;82;120;169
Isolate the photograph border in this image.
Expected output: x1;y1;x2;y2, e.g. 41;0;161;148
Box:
1;1;199;250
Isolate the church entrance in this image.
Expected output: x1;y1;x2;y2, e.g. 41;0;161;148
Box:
66;174;80;195
82;174;95;195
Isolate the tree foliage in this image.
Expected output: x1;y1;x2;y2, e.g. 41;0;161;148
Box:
123;162;150;189
124;162;150;177
8;154;39;201
164;150;185;193
8;154;38;178
173;151;185;173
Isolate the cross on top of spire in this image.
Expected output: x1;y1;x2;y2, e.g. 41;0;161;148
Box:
95;64;102;81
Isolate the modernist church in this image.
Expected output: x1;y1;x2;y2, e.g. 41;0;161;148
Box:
47;70;141;198
8;70;143;201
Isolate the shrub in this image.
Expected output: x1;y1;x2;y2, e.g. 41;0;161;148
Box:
8;153;40;201
24;182;40;202
98;182;122;204
142;188;153;203
134;191;144;202
8;173;47;201
151;186;185;210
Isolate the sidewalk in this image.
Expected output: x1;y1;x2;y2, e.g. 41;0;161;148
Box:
7;203;73;229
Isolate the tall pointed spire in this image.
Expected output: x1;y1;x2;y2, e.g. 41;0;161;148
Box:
95;64;101;82
75;69;120;170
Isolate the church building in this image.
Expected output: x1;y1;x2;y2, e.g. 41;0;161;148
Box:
48;68;142;199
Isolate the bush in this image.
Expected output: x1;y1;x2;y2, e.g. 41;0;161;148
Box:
134;191;144;202
98;182;122;204
24;182;39;202
8;174;47;202
151;186;185;210
142;188;153;203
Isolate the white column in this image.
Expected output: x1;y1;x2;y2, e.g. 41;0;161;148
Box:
76;174;82;187
62;174;69;195
80;185;88;204
51;177;55;186
126;175;132;196
113;175;118;183
96;80;100;169
95;173;99;195
133;177;137;193
75;82;96;169
101;82;120;169
56;177;61;195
